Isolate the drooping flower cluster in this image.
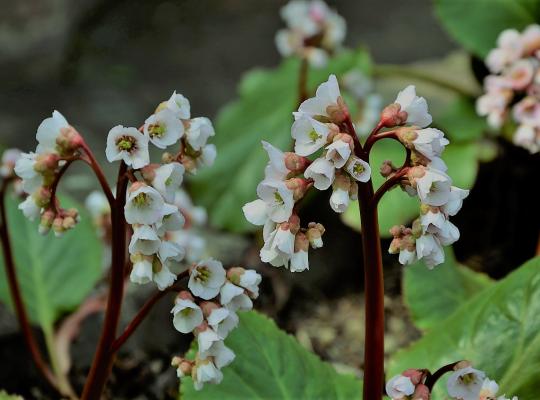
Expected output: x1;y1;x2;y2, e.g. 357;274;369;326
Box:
171;261;261;390
243;74;373;271
387;86;469;268
275;0;346;67
386;362;518;400
14;111;84;236
104;91;216;291
476;24;540;153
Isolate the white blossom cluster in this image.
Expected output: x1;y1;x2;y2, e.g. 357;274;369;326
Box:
387;86;469;268
14;111;84;236
275;0;346;67
103;91;216;291
386;362;518;400
171;262;261;390
243;74;373;272
476;24;540;153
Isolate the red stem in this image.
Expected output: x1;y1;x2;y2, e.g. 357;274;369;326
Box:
81;162;128;400
425;361;460;391
80;143;115;208
0;180;59;391
110;272;189;353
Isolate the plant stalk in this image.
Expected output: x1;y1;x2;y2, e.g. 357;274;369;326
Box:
81;162;128;400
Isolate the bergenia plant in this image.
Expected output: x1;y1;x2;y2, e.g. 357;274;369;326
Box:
476;24;540;153
242;73;516;399
0;91;261;398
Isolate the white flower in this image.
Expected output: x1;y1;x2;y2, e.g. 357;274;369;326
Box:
304;158;335;190
186;117;215;151
220;282;253;311
158;240;185;265
85;191;110;218
420;210;460;246
385;374;415;399
106;125;149;169
325;139;351;168
166;90;191;119
262;141;289;180
153;261;177;290
412;128;449;160
171;298;203;333
198;144;217;168
447;366;486;400
197;327;221;354
394;85;432;128
155;203;185;235
512;97;540;126
125;184;165;225
192;358;223;391
128;225;161;255
14;152;41;194
416;234;445;268
144;109;184;149
398;249;417;265
130;254;153;285
207;307;239;338
513;124;540;153
35;110;69;154
18;196;41;221
441;186;469;216
256;180;294;223
1;149;22;177
345;156;371;182
479;378;499;399
486;29;523;73
199;340;236;369
506;59;534;90
476;91;509;129
188;259;226;300
297;74;341;119
242;199;269;226
414;168;452;206
291;115;331;156
237;269;262;298
151;162;185;202
290;249;309;272
260;221;295;268
329;187;349;213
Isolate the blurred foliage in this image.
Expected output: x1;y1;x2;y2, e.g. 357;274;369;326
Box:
182;311;362;399
0;391;23;400
190;49;371;233
434;0;540;57
403;249;493;331
0;194;102;327
390;256;540;398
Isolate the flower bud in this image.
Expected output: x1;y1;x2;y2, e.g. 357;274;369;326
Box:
294;231;310;252
326;96;349;123
140;163;160;182
412;383;430;400
307;222;325;248
39;210;55;235
349;181;358;201
389;225;403;238
380;103;408;127
171;357;193;377
285;178;310;201
34;153;60;174
33;187;52;208
56;126;83;155
227;267;246;285
411;218;423;238
396;126;418;147
380;160;397;178
402;369;425;385
161;152;175;163
389;237;401;254
284;152;310;173
180;155;197;173
326;123;341;142
199;301;220;317
177;290;195;302
52;217;65;237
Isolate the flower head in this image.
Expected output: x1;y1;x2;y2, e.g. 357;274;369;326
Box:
106;125;149;169
188;259;227;300
394;85;432;128
144;109;184;149
125;183;165;225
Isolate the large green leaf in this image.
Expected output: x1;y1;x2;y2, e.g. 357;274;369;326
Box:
434;0;540;58
404;249;493;331
0;194;103;327
182;311;362;399
341;141;479;237
190;49;371;233
390;257;540;398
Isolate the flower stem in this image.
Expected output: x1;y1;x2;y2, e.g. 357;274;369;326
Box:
0;180;60;392
81;162;128;400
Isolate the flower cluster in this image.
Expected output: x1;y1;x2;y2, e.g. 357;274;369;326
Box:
105;91;216;291
171;261;261;390
275;0;346;67
476;24;540;153
386;361;518;400
243;74;373;271
14;111;84;236
387;86;469;268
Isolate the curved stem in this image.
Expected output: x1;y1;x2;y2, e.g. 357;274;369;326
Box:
364;130;399;156
111;272;189;353
425;361;460;391
81;162;128;400
372;164;410;208
80;143;115;207
0;180;59;392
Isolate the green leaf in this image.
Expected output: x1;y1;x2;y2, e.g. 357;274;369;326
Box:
404;249;493;331
0;194;103;327
436;96;488;142
190;49;371;233
341;141;479;237
182;311;362;399
0;391;23;400
434;0;540;57
390;257;540;398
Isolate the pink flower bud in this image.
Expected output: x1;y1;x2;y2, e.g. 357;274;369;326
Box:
294;231;310;252
326;96;349;123
33;187;52;208
306;222;325;248
285;178;311;201
34;153;60;174
62;216;76;230
194;321;209;335
412;383;430;400
287;214;301;234
140;163;160;181
396;127;418;147
284;153;310;173
56;126;83;155
381;103;408;127
389;238;401;254
199;301;220;317
180;155;197;173
227;267;246;285
52;217;64;236
380;160;397;178
177;290;195;302
402;369;425;385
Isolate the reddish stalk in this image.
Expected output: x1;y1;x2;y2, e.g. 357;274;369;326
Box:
0;180;59;391
110;271;189;353
80;142;115;207
81;162;128;400
424;361;460;391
